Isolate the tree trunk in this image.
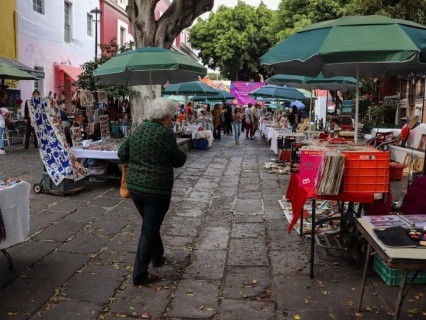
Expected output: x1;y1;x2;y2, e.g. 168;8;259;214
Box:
126;0;213;124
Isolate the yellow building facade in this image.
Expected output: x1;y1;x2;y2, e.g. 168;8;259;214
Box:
0;0;18;59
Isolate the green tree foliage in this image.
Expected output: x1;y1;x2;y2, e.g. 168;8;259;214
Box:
344;0;426;24
270;0;345;43
76;39;135;99
189;1;274;81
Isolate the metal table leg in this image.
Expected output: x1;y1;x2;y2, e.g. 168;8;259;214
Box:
1;249;13;269
394;270;408;320
357;243;372;312
299;208;304;236
310;199;316;278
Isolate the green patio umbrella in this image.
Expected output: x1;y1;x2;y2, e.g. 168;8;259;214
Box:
191;88;235;102
93;47;207;86
0;64;38;81
163;81;217;95
249;84;307;100
261;15;426;143
266;73;357;92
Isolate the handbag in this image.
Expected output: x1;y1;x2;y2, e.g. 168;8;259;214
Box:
120;165;130;198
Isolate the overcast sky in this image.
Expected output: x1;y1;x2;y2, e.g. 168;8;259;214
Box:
201;0;281;18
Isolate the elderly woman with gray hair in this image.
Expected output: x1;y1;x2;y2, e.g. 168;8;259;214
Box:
118;97;187;286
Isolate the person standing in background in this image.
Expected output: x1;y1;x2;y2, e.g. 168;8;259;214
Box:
24;90;39;149
212;103;223;140
251;103;260;138
232;105;244;144
244;103;254;139
0;104;10;154
223;102;233;135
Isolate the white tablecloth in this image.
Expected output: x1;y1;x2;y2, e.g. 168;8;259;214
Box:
0;181;31;249
71;148;119;160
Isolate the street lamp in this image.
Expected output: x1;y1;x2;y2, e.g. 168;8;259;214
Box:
90;7;102;59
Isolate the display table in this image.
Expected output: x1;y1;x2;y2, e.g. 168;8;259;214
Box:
194;130;214;148
285;173;378;277
270;129;305;154
0;181;31;269
356;217;426;320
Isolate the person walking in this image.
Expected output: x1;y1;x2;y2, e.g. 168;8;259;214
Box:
288;105;300;132
223;102;233;135
0;105;10;154
118;98;187;286
212;103;223;140
232;105;244;144
24;90;40;149
244;103;254;139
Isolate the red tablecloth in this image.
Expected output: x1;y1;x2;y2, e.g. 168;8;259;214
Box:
285;174;377;232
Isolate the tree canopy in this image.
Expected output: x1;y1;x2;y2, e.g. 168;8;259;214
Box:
189;1;274;81
77;39;135;99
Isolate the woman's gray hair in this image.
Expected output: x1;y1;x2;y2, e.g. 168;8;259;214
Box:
148;97;178;120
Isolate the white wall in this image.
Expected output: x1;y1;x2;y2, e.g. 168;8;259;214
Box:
17;0;99;100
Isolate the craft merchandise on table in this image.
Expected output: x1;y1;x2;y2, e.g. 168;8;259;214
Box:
71;139;123;160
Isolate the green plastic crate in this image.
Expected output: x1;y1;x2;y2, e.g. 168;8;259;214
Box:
373;255;426;286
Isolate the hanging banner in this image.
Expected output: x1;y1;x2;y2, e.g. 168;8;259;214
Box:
230;82;264;105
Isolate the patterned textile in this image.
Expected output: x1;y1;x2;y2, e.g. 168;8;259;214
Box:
117;120;186;197
29;97;87;186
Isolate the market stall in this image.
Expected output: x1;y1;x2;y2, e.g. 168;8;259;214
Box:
0;180;31;269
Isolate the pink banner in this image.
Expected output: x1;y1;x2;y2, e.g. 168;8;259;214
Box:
230;82;264;105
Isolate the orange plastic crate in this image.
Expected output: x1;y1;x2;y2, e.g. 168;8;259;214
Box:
341;151;390;193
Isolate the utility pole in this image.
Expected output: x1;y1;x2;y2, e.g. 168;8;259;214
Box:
90;7;102;59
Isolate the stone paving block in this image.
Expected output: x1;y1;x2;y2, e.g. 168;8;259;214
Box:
234;199;263;214
222;266;271;299
29;210;71;235
233;213;264;223
211;196;235;210
195;226;230;250
176;206;206;218
100;187;121;199
239;184;261;192
23;251;90;282
57;232;109;255
0;240;58;287
89;214;129;236
228;238;268;266
231;222;266;238
47;198;88;213
202;218;232;228
277;309;333;320
62;205;108;224
0;278;59;316
267;230;306;251
328;308;396;320
273;275;326;310
265;218;289;232
164;217;201;237
32;220;86;242
62;265;124;304
32;299;101;319
92;251;134;276
108;283;169;318
270;250;311;276
89;196;122;209
183;249;227;280
106;231;138;253
219;299;275;320
161;235;193;247
168;279;219;318
204;209;233;222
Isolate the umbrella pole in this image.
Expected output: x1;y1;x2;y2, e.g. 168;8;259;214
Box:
354;65;359;144
308;85;313;138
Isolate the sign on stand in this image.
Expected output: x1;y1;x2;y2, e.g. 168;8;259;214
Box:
99;115;110;140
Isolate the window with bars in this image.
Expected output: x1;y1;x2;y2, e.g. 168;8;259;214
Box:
64;2;72;43
33;0;44;14
87;13;93;37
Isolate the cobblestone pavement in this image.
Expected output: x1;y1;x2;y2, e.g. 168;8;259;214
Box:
0;133;425;320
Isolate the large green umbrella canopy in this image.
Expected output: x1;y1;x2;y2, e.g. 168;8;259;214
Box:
261;15;426;77
93;47;207;86
261;15;426;143
266;73;357;92
191;88;235;101
0;63;38;80
250;84;307;100
163;81;217;95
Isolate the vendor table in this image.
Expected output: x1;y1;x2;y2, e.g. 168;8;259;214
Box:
269;129;305;155
356;217;426;320
285;173;377;278
71;138;192;161
0;181;31;269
